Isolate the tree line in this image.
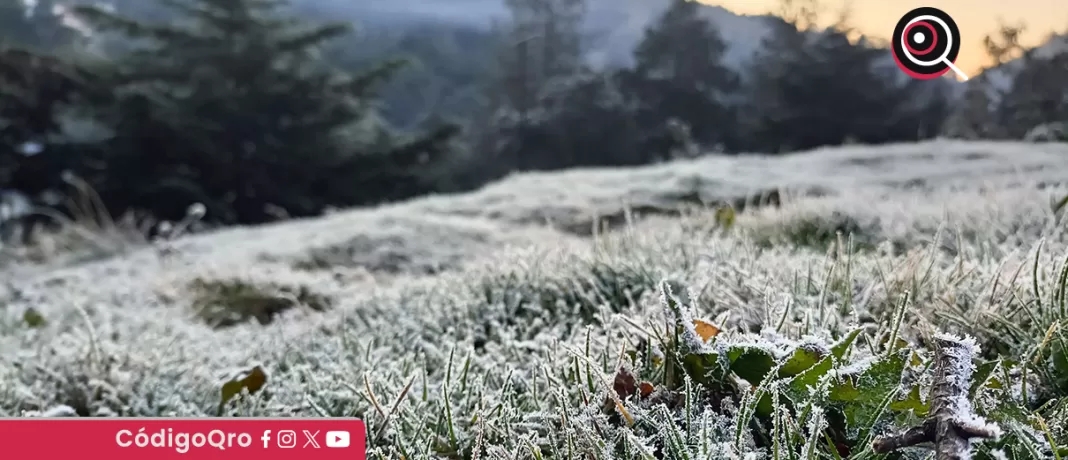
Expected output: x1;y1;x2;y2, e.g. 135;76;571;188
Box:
1;0;1066;240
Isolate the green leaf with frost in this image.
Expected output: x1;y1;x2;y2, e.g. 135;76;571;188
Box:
728;346;777;386
969;360;1000;398
829;349;908;429
679;350;727;387
779;345;826;377
830;328;863;361
789;355;833;396
887;384;928;417
975;366;1036;427
1052;338;1068;393
830;377;861;402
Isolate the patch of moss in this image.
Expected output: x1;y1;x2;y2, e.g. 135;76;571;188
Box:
188;278;331;329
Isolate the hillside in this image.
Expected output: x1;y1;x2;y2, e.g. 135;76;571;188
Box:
5;140;1068;457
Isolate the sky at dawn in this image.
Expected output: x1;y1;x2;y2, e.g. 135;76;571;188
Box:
702;0;1068;75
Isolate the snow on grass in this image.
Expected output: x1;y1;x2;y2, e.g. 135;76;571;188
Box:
3;140;1068;457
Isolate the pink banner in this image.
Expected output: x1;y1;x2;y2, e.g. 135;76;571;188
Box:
0;418;366;459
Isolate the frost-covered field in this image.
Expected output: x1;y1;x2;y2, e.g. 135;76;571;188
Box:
3;140;1068;459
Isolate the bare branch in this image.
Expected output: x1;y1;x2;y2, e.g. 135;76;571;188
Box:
872;422;933;453
873;334;1001;460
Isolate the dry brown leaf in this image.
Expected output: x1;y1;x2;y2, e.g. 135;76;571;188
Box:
638;381;655;398
613;367;638;399
693;319;720;341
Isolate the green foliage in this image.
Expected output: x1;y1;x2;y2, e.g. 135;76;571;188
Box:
65;0;458;225
606;280;1068;458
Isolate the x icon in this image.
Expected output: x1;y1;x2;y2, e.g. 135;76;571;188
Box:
303;430;320;448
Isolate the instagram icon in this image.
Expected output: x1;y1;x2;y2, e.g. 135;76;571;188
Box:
277;430;297;448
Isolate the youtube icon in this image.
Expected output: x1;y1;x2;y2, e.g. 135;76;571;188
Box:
325;431;349;448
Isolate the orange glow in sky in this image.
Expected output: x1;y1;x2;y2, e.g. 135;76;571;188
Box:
701;0;1068;75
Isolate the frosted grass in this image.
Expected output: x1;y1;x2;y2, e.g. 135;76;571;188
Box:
3;140;1068;458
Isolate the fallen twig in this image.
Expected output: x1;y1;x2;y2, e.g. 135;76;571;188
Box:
873;334;1001;460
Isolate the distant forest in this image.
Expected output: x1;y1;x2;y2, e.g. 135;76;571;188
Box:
0;0;1065;241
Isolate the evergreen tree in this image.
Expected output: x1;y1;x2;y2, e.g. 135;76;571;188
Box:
744;16;942;152
70;0;457;224
0;44;104;201
491;71;648;170
494;0;587;117
942;76;1002;139
742;18;819;152
995;47;1068;138
0;0;80;51
480;0;587;172
0;0;100;243
622;0;740;152
944;25;1067;140
327;23;498;130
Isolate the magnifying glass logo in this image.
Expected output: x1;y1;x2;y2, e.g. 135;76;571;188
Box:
891;7;969;81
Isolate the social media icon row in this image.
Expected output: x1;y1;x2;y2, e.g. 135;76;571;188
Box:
274;430;349;448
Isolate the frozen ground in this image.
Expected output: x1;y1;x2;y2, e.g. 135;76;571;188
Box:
3;139;1068;458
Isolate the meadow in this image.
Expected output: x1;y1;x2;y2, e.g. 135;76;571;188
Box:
3;139;1068;459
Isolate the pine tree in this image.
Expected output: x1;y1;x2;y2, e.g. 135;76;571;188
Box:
0;46;103;199
744;14;938;152
0;0;80;51
480;0;587;172
942;76;1001;139
623;0;739;151
494;0;587;116
70;0;457;224
742;18;819;152
0;0;88;181
996;49;1068;138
